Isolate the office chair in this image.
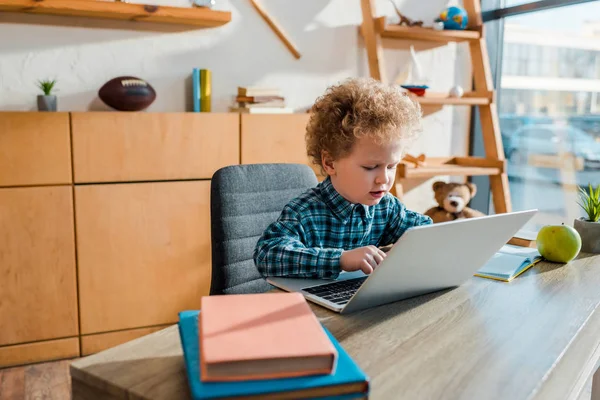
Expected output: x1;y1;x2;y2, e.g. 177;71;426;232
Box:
209;163;319;295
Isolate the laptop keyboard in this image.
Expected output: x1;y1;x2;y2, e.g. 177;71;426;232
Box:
302;277;368;305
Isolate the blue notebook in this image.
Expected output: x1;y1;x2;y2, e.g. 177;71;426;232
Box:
475;244;543;282
178;310;369;399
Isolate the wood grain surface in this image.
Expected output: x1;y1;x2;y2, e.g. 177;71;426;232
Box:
71;254;600;400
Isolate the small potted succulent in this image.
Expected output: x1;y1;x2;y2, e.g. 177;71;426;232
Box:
574;183;600;253
37;79;57;112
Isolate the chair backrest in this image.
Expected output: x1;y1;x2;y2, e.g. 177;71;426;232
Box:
210;163;319;295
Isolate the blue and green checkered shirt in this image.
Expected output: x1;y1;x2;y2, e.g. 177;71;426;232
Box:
253;177;432;279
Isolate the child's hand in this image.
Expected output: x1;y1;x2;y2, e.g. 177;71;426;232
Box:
340;246;386;275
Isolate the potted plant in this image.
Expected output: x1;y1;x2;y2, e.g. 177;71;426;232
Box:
574;183;600;253
37;79;57;112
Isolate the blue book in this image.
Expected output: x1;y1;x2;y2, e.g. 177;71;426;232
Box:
192;68;200;112
178;310;369;399
475;244;543;282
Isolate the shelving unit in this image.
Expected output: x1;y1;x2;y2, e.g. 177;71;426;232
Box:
397;157;504;179
359;0;512;214
0;0;232;27
374;17;481;42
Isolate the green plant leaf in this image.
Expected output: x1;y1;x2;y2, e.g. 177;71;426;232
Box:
576;183;600;222
37;79;57;96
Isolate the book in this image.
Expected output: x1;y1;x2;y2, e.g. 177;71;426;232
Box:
236;95;285;103
474;244;543;282
237;101;287;108
237;86;281;97
229;107;294;114
507;229;538;248
178;310;370;399
192;68;200;112
200;292;336;382
200;69;211;112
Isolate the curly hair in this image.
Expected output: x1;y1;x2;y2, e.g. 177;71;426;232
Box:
306;77;422;173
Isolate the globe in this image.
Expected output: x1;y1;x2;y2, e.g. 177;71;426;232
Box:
436;6;469;30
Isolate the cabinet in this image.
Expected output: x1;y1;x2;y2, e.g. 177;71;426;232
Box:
0;111;312;366
241;113;323;179
0;112;71;186
71;112;239;183
0;186;79;366
75;181;212;334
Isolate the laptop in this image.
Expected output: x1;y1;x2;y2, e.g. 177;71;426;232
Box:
267;209;537;314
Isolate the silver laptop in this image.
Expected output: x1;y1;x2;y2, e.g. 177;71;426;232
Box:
267;209;537;314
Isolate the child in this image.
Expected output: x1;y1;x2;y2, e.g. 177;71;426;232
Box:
253;77;432;279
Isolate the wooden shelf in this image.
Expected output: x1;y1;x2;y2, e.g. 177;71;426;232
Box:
0;0;232;27
375;18;480;42
397;157;504;179
412;92;491;106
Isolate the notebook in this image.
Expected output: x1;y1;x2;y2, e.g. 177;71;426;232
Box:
178;310;370;400
475;244;543;282
200;292;337;382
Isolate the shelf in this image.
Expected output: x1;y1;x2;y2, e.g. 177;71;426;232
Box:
375;18;480;42
397;157;504;179
411;92;491;106
0;0;232;27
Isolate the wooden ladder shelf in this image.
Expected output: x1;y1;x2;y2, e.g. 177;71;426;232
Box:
359;0;512;214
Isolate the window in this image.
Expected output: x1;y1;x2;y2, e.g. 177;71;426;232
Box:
475;0;600;229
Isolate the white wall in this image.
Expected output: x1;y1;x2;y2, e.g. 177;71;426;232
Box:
0;0;473;211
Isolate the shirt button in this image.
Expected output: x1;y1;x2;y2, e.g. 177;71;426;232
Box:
352;238;358;244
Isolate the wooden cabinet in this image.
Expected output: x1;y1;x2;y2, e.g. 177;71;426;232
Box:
240;113;323;179
75;181;212;334
71;112;239;183
241;113;311;164
0;186;78;345
0;111;312;366
0;112;72;187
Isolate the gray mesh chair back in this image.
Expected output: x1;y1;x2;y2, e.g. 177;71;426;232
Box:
210;163;318;295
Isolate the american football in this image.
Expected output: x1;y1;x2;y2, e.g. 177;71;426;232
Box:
98;76;156;111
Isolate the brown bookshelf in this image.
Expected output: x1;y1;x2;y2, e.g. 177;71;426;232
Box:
0;0;232;27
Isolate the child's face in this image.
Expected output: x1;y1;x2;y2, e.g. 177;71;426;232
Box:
323;136;403;206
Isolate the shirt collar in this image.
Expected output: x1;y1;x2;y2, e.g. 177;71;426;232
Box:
319;177;372;222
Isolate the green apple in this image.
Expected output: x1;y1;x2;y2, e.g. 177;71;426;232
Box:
536;224;582;263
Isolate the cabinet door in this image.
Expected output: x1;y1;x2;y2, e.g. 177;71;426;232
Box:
240;114;323;179
0;112;72;187
0;186;78;345
75;181;211;334
71;112;239;183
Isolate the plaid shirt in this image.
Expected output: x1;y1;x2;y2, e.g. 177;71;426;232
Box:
253;177;432;279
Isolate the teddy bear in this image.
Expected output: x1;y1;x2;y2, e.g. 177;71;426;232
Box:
424;180;486;223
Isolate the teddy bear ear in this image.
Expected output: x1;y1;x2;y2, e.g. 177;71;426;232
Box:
465;182;477;197
432;181;446;192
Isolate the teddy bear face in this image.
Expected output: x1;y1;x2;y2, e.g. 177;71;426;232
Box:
432;181;476;214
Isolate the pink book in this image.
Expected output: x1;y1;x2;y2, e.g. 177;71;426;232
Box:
199;292;337;382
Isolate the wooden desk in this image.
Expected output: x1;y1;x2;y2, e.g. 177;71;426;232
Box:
71;254;600;399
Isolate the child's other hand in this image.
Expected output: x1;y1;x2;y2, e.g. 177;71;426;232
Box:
340;246;386;275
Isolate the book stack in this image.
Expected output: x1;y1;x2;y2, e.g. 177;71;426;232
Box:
230;87;294;114
178;292;369;399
